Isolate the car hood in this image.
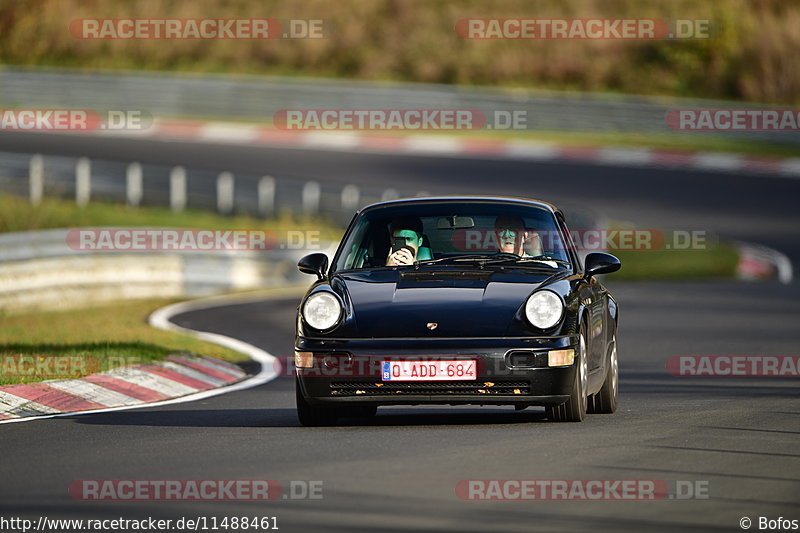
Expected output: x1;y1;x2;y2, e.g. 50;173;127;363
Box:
333;268;566;338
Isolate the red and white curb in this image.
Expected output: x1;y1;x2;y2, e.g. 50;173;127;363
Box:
0;296;282;424
0;354;244;421
735;241;794;284
93;118;800;178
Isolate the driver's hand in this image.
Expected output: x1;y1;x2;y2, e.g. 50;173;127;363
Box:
525;231;543;255
523;231;543;256
387;248;414;266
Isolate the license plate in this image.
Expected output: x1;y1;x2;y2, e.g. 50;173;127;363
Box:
381;360;477;381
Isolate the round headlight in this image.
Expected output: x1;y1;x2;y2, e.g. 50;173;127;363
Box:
302;292;342;331
524;290;564;329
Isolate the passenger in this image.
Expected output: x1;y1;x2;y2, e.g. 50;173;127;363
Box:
494;215;542;256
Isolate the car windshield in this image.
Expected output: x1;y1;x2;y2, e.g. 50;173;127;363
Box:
332;201;573;272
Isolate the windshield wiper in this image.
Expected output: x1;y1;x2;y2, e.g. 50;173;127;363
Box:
513;256;571;267
476;257;569;269
415;253;569;269
415;253;519;266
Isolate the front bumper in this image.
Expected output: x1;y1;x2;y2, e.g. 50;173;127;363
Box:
295;335;578;407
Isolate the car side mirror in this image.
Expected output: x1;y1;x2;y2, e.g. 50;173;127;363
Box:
298;253;329;280
584;252;621;279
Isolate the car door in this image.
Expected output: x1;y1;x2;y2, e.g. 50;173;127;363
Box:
587;275;609;373
556;212;606;373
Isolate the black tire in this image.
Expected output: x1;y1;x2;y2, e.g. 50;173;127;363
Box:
589;334;618;414
296;380;340;427
546;322;588;422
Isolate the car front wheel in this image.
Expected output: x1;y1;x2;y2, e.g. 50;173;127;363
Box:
589;333;618;414
296;379;340;427
546;322;588;422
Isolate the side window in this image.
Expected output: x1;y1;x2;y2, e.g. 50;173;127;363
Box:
343;241;363;269
340;218;370;270
555;213;579;272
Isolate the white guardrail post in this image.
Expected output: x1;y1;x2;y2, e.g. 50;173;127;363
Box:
341;184;360;213
302;181;321;216
170;165;186;212
216;171;234;215
258;176;275;217
381;188;398;201
126;162;143;207
29;154;43;205
75;157;91;207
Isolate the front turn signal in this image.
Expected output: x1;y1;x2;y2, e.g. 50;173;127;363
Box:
295;351;314;368
548;348;575;367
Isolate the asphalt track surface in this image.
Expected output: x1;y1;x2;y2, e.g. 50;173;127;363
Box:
1;132;799;532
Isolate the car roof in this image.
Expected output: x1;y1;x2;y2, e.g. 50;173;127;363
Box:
359;196;562;216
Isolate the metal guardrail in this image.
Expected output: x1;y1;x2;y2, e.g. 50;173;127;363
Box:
0;149;600;232
0;229;328;312
0;150;432;226
0;67;795;144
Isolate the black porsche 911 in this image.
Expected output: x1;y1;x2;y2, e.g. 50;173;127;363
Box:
294;196;620;425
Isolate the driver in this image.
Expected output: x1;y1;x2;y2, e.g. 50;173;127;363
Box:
386;216;424;266
494;215;542;256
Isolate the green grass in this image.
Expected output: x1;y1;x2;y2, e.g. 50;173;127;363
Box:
0;194;343;239
0;342;173;386
0;298;250;385
610;243;740;281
